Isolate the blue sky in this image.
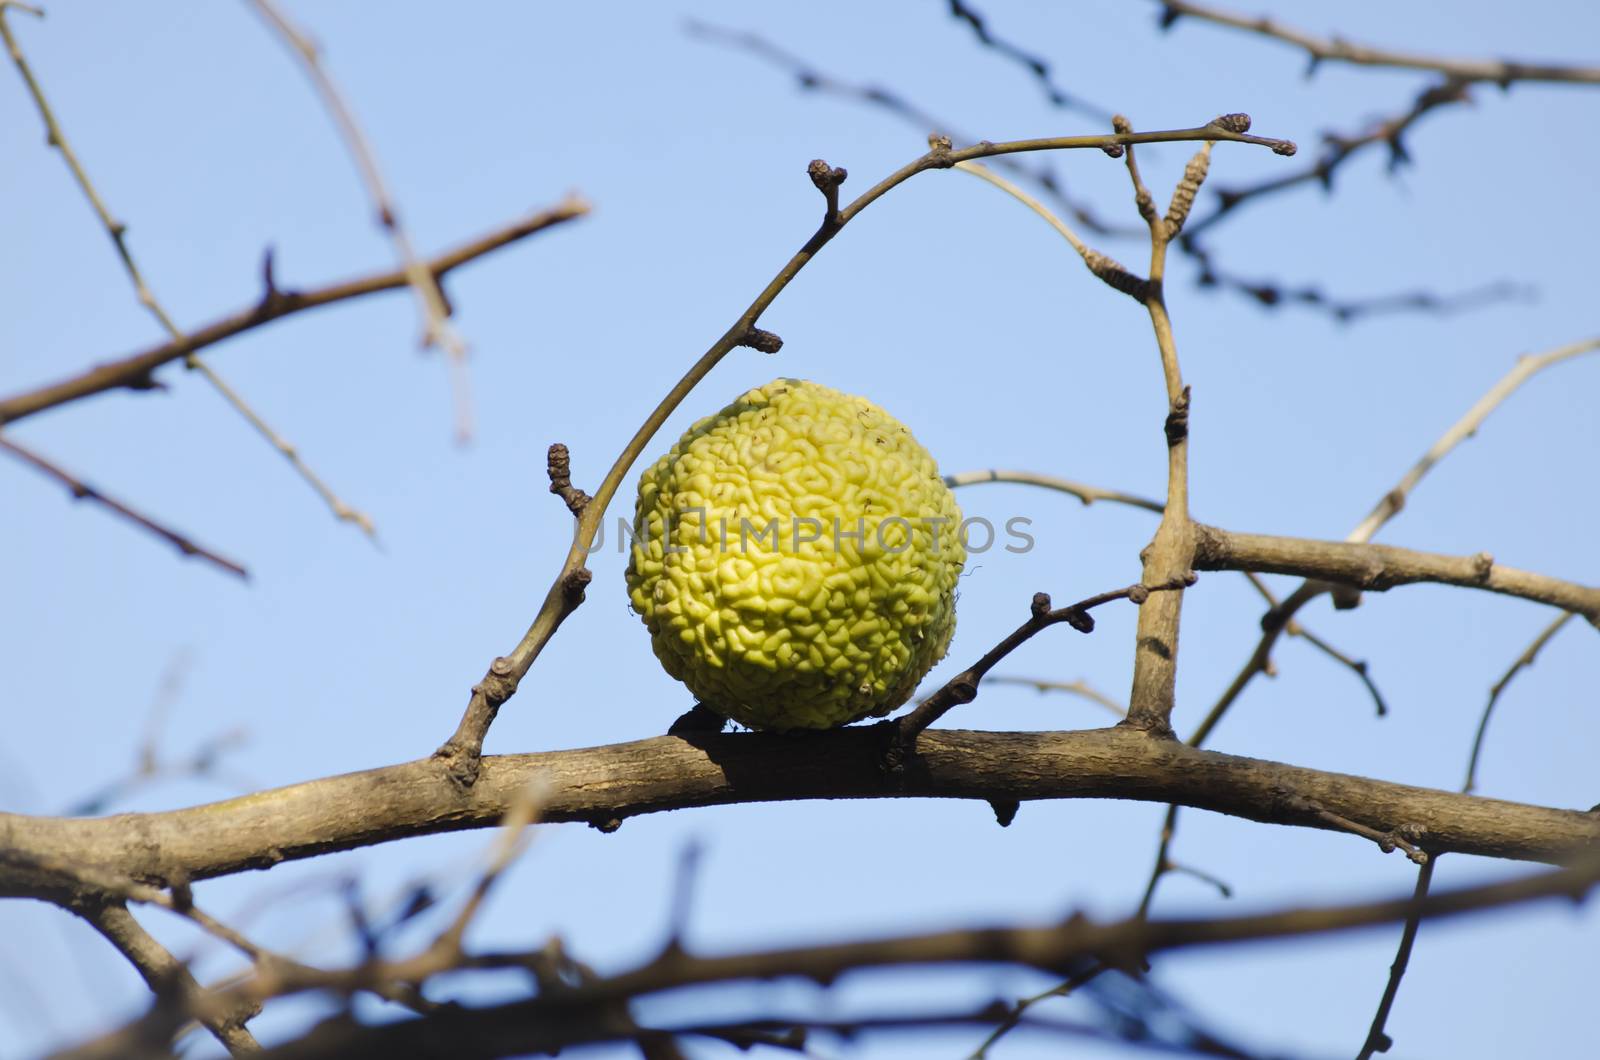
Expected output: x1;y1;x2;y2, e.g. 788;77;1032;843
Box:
2;2;1597;1057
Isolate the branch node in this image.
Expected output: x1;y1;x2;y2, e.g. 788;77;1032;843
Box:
1472;552;1495;582
1210;112;1253;134
927;132;954;167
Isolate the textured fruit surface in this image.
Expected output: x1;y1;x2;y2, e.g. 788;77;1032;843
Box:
626;379;965;731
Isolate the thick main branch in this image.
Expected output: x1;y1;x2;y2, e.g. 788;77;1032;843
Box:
3;728;1594;900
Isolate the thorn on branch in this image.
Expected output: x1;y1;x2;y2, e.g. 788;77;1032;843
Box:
988;797;1020;828
737;327;784;354
546;442;592;517
258;246;287;313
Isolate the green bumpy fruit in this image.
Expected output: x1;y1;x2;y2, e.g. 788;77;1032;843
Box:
626;378;965;732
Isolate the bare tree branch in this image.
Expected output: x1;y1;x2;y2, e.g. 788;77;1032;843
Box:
245;0;475;441
67;851;1600;1060
0;434;249;578
1192;525;1600;624
1356;857;1436;1060
1464;612;1578;793
945;468;1164;512
0;2;376;537
1155;0;1600;85
944;0;1111;120
986;676;1127;718
72;900;260;1057
4;727;1597;902
0;199;589;427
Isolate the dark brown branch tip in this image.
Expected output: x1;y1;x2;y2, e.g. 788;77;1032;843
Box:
1210;113;1253;134
738;327;784;354
1271;140;1299;156
1063;609;1094;634
1030;591;1052;618
546;442;593;518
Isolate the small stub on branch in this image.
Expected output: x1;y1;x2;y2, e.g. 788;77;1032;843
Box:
738;327;784;354
807;158;848;227
547;442;592;517
1210;112;1253;134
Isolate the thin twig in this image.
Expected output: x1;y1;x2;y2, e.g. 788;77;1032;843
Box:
74;900;261;1057
1347;338;1600;544
944;468;1163;512
1284;795;1428;865
245;0;474;441
894;575;1197;753
1463;612;1577;793
968;964;1107;1059
954;160;1149;300
1242;571;1388;717
1356;857;1437;1060
944;0;1111;120
986;676;1126;717
0;3;376;536
683;19;1133;238
0;199;588;426
1156;0;1600;85
0;434;248;579
74;853;1600;1060
1182;78;1475;243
